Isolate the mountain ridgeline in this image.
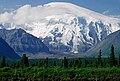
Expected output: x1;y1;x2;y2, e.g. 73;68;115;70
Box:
87;29;120;57
0;29;49;56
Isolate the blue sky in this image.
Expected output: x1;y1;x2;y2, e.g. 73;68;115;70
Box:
0;0;120;15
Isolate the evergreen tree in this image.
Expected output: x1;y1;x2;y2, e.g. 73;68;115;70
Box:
63;57;68;68
110;45;115;67
77;58;82;68
45;57;48;67
21;54;29;67
98;49;102;67
1;56;6;68
118;54;120;66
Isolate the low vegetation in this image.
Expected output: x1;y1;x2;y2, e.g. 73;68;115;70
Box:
0;45;120;81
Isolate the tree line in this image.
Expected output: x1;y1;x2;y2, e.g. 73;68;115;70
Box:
0;45;120;68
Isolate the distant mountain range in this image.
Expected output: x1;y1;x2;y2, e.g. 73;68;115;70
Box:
1;28;120;58
0;37;20;60
0;29;49;56
87;29;120;57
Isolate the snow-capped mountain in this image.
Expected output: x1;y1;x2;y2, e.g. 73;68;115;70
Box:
0;2;120;54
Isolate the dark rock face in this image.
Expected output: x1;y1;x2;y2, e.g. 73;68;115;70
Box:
0;29;49;55
87;29;120;57
0;38;20;59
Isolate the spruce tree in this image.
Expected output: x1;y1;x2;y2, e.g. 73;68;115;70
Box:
78;58;82;68
98;49;102;67
45;57;48;67
63;57;68;68
1;56;6;68
21;54;29;67
110;45;115;67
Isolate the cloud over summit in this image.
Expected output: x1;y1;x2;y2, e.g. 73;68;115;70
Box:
0;4;50;28
0;2;119;29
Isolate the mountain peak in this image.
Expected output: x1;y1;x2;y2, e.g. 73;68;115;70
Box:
45;2;77;6
43;2;119;23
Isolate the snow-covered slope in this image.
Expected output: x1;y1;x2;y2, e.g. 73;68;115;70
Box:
0;2;120;54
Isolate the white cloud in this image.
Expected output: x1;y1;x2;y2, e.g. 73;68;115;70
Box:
0;12;14;23
0;4;50;27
